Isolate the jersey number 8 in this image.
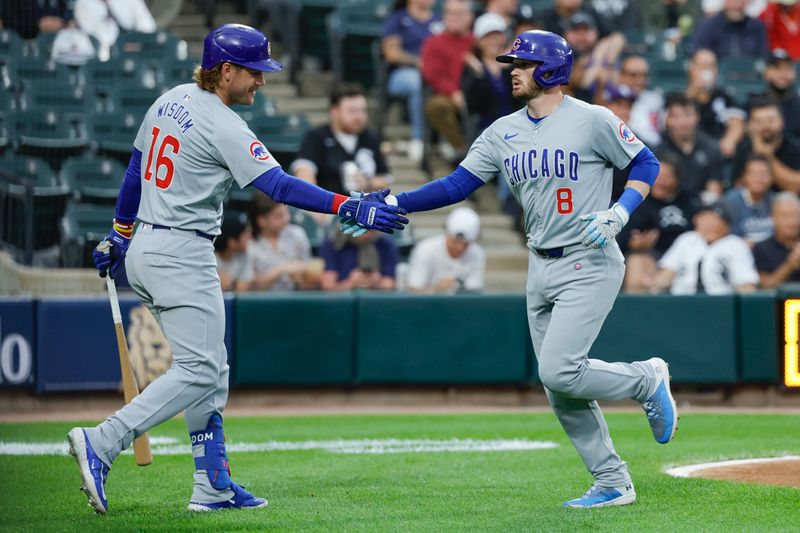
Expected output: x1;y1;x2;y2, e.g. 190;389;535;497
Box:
556;187;573;214
144;126;181;190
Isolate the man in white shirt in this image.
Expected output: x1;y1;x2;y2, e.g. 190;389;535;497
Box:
652;202;759;294
406;207;486;293
74;0;156;59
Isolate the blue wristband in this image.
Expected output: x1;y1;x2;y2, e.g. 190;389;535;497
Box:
617;188;644;215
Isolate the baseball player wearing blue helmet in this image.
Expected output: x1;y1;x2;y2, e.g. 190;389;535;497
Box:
344;30;678;508
67;24;408;515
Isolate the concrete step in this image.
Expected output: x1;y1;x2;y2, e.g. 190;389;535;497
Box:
411;226;524;246
264;82;297;98
274;95;327;114
484;246;529;271
410;211;513;231
484;270;528;293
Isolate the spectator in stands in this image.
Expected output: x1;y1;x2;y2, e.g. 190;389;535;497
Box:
618;153;699;292
651;202;759;294
0;0;71;39
660;92;724;201
731;98;800;193
618;55;663;147
685;49;746;157
721;154;775;244
753;191;800;287
759;0;800;59
589;0;641;35
74;0;156;60
638;0;703;37
319;231;399;291
406;206;486;293
249;196;319;291
481;0;518;29
292;83;391;199
421;0;475;165
381;0;442;163
702;0;766;18
750;49;800;140
214;210;254;292
462;13;513;131
692;0;769;61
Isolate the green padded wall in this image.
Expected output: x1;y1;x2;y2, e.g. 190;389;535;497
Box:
356;294;532;384
593;295;739;383
738;293;779;382
235;294;356;385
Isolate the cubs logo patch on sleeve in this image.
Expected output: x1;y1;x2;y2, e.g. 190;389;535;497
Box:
249;141;270;161
618;122;636;143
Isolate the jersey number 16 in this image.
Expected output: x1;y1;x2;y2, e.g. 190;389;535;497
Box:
144;126;180;190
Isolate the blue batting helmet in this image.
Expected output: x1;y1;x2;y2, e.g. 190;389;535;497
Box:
496;30;574;89
202;24;282;72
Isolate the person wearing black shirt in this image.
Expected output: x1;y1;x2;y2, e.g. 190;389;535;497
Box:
754;192;800;288
749;49;800;141
619;153;699;293
659;93;724;200
292;83;391;197
731;98;800;193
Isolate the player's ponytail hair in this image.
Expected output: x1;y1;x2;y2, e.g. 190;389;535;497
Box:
193;64;224;92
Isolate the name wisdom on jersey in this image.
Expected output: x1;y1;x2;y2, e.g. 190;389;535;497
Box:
504;149;580;186
156;100;195;134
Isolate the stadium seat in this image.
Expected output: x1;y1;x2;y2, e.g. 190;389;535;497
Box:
84;57;156;99
87;111;140;163
61;156;124;205
327;1;391;89
22;85;92;116
0;155;69;255
719;57;766;106
9;55;80;89
231;90;277;122
111;30;188;62
0;29;24;61
9;109;89;169
110;86;166;117
0;113;15;153
247;113;311;164
162;57;197;86
59;202;115;267
647;57;688;94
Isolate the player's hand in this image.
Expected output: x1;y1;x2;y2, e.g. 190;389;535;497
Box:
92;227;131;278
339;189;404;236
579;203;630;249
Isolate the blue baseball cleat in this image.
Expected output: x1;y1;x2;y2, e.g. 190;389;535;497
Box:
67;428;111;514
643;357;678;444
187;482;268;512
564;483;636;508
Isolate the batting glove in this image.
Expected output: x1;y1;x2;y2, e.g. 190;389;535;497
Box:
579;203;630;249
337;189;406;235
92;221;132;277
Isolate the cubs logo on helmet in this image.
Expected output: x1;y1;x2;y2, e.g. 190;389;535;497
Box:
618;122;636;143
250;141;270;161
511;38;521;51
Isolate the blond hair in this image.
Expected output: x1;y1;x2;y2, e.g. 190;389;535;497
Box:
193;64;224;92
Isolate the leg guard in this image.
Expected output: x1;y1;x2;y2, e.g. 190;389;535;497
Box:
189;413;231;491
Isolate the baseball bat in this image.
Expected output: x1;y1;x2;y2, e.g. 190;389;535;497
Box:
106;274;152;466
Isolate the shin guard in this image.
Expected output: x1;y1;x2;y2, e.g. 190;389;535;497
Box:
189;413;231;490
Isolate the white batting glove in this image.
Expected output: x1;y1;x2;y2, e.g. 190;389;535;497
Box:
579;203;630;249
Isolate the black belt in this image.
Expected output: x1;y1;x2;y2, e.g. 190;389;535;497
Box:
152;224;214;241
533;244;584;259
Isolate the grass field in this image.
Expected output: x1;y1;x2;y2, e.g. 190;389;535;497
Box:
1;412;799;532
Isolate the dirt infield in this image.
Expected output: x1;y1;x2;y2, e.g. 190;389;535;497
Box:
668;457;800;489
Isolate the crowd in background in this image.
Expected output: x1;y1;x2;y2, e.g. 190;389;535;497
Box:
2;0;799;295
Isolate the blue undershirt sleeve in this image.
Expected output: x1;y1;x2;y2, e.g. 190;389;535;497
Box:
626;146;659;187
250;167;337;213
393;165;485;213
114;148;143;225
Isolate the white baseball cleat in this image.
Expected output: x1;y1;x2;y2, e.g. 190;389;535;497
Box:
67;428;111;514
643;357;679;444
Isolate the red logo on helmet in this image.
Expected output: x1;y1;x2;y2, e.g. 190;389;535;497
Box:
512;38;521;51
618;122;636;143
250;141;270;161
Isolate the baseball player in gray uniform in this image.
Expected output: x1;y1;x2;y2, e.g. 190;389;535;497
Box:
67;24;407;514
346;31;678;508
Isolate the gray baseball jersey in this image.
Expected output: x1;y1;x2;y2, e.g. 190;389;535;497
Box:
459;95;663;490
461;96;644;249
134;83;279;236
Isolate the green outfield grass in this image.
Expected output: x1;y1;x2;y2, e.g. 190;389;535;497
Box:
0;412;798;532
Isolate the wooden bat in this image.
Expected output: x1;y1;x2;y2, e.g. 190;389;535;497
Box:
106;274;152;466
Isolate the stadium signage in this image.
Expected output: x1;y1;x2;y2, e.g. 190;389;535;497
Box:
783;299;800;388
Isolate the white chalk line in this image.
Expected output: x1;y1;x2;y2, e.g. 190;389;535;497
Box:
0;438;558;457
666;455;800;478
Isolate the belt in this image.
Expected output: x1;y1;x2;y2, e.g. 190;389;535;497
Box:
150;224;214;241
533;244;584;259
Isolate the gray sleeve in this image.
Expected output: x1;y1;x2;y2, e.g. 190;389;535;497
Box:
459;126;502;183
214;115;280;188
592;106;646;170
